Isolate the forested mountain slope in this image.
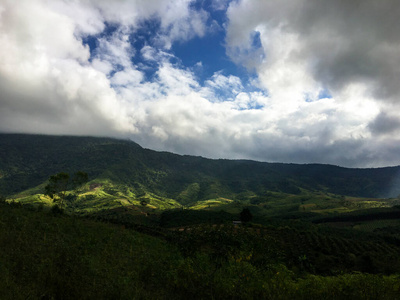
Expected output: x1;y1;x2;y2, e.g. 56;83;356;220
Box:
1;133;400;201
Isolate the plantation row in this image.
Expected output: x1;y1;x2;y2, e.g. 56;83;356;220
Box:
68;205;400;276
12;199;400;276
170;223;400;275
2;201;400;299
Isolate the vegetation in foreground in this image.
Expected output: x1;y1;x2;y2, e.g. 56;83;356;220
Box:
1;201;400;299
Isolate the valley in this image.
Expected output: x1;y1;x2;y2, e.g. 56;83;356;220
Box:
1;133;400;299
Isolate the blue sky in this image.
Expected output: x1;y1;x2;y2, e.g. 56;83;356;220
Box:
82;2;258;93
1;0;400;167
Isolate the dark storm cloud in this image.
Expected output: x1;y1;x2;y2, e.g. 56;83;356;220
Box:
222;0;400;167
295;0;400;101
369;112;400;135
227;0;400;101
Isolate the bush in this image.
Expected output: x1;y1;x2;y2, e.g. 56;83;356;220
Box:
51;204;64;215
37;203;44;212
240;208;253;223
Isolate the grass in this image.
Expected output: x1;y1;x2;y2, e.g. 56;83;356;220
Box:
189;198;234;210
10;178;182;213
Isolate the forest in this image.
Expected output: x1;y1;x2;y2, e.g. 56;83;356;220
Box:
1;134;400;299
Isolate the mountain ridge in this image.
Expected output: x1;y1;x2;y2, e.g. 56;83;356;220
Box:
1;133;400;201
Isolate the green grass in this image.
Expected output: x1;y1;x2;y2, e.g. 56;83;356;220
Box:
10;178;182;213
189;197;234;210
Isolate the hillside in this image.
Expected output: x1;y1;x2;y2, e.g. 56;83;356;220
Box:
1;134;400;212
2;134;400;299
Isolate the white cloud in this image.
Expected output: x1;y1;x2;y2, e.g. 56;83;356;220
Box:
111;69;143;86
0;0;133;136
206;73;242;92
221;0;400;166
141;46;158;62
1;0;400;167
156;1;209;49
91;58;113;75
48;0;105;36
156;62;200;95
210;0;229;11
201;72;244;102
94;30;134;70
226;0;400;103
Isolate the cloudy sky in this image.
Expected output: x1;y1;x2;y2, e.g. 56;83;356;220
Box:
1;0;400;167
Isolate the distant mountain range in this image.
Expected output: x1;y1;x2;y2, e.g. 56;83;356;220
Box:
1;133;400;202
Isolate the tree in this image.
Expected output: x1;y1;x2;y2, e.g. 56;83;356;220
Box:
240;208;253;223
72;171;89;187
45;171;88;209
45;172;70;206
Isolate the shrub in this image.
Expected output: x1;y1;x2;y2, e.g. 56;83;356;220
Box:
51;204;64;215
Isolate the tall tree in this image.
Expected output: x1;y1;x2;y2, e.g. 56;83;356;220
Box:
45;172;88;209
240;207;253;223
72;171;89;187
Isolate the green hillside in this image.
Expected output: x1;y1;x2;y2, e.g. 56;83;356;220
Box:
2;134;400;202
2;134;400;298
1;133;400;214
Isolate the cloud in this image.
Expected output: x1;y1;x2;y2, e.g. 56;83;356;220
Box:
95;30;135;70
202;72;243;101
220;0;400;166
1;0;400;168
226;0;400;103
369;111;400;136
210;0;230;11
0;0;206;134
111;69;143;87
156;1;209;49
0;0;136;136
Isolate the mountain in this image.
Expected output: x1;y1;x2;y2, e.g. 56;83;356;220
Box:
2;134;400;298
1;133;400;207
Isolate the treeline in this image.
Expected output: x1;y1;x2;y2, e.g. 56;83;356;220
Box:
313;207;400;224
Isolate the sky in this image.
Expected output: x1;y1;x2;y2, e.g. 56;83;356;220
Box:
0;0;400;168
